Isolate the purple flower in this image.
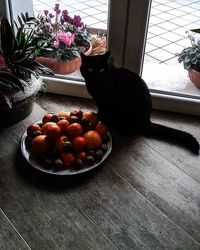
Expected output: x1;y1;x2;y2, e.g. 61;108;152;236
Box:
72;15;83;28
54;3;61;15
62;10;68;17
44;10;49;16
49;13;54;19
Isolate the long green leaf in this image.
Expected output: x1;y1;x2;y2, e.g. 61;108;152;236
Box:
0;71;24;90
17;15;23;28
0;78;22;90
3;93;13;108
0;17;15;59
0;80;14;89
190;29;200;34
21;13;26;23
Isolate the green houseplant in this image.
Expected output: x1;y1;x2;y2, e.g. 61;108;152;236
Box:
0;14;53;126
33;3;91;74
177;29;200;88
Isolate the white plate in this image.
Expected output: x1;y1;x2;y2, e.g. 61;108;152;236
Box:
21;128;112;176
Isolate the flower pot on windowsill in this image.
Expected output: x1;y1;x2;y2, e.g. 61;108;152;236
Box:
35;56;82;75
188;68;200;89
35;42;92;75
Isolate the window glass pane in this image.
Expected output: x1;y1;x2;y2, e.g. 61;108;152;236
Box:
143;0;200;99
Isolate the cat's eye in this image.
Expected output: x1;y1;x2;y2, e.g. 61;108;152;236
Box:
99;68;105;73
88;68;94;72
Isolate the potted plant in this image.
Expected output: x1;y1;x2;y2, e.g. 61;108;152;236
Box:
33;3;91;74
177;29;200;88
0;14;53;126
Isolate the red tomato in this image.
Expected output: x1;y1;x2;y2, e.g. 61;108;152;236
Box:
31;135;51;154
67;123;83;138
75;151;87;161
95;122;108;136
41;122;61;140
27;124;41;137
42;113;53;124
84;130;102;150
61;153;75;168
72;136;86;151
54;135;68;153
57;119;70;134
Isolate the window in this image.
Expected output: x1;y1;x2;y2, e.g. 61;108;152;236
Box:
5;0;200;115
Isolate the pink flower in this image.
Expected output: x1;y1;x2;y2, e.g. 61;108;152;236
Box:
53;40;59;48
56;31;75;46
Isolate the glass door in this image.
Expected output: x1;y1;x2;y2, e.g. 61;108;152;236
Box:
4;0;200;114
143;0;200;100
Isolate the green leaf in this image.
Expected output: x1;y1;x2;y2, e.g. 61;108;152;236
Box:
21;13;26;23
18;15;23;28
0;71;24;90
0;17;15;59
0;79;14;89
3;93;13;108
190;29;200;34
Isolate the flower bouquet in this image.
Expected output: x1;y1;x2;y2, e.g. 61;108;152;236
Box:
33;3;91;74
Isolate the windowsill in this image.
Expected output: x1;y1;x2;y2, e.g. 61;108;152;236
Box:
42;64;200;116
142;62;200;98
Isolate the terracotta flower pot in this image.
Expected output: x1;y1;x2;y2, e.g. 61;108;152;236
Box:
188;68;200;89
35;56;82;75
35;42;92;75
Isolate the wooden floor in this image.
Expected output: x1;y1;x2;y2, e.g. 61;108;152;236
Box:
1;93;200;250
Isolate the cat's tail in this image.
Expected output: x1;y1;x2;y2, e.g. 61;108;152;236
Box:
144;122;199;154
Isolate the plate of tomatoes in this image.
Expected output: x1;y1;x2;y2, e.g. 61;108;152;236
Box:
21;109;112;175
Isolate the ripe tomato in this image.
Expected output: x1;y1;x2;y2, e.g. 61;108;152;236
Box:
41;122;61;140
70;109;83;120
27;124;41;137
72;136;86;151
61;152;75;168
84;130;102;150
54;135;68;153
83;111;98;129
57;119;70;134
42;113;53;124
67;123;83;138
75;151;87;161
95;122;108;136
57;111;71;121
31;135;51;154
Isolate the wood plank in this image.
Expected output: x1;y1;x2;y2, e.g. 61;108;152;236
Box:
0;106;117;250
37;93;97;113
66;166;200;249
0;209;30;250
143;110;200;183
110;133;200;243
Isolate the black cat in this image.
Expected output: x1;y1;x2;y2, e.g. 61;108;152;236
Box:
80;51;199;154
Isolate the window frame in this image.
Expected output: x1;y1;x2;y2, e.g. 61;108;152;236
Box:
7;0;200;116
